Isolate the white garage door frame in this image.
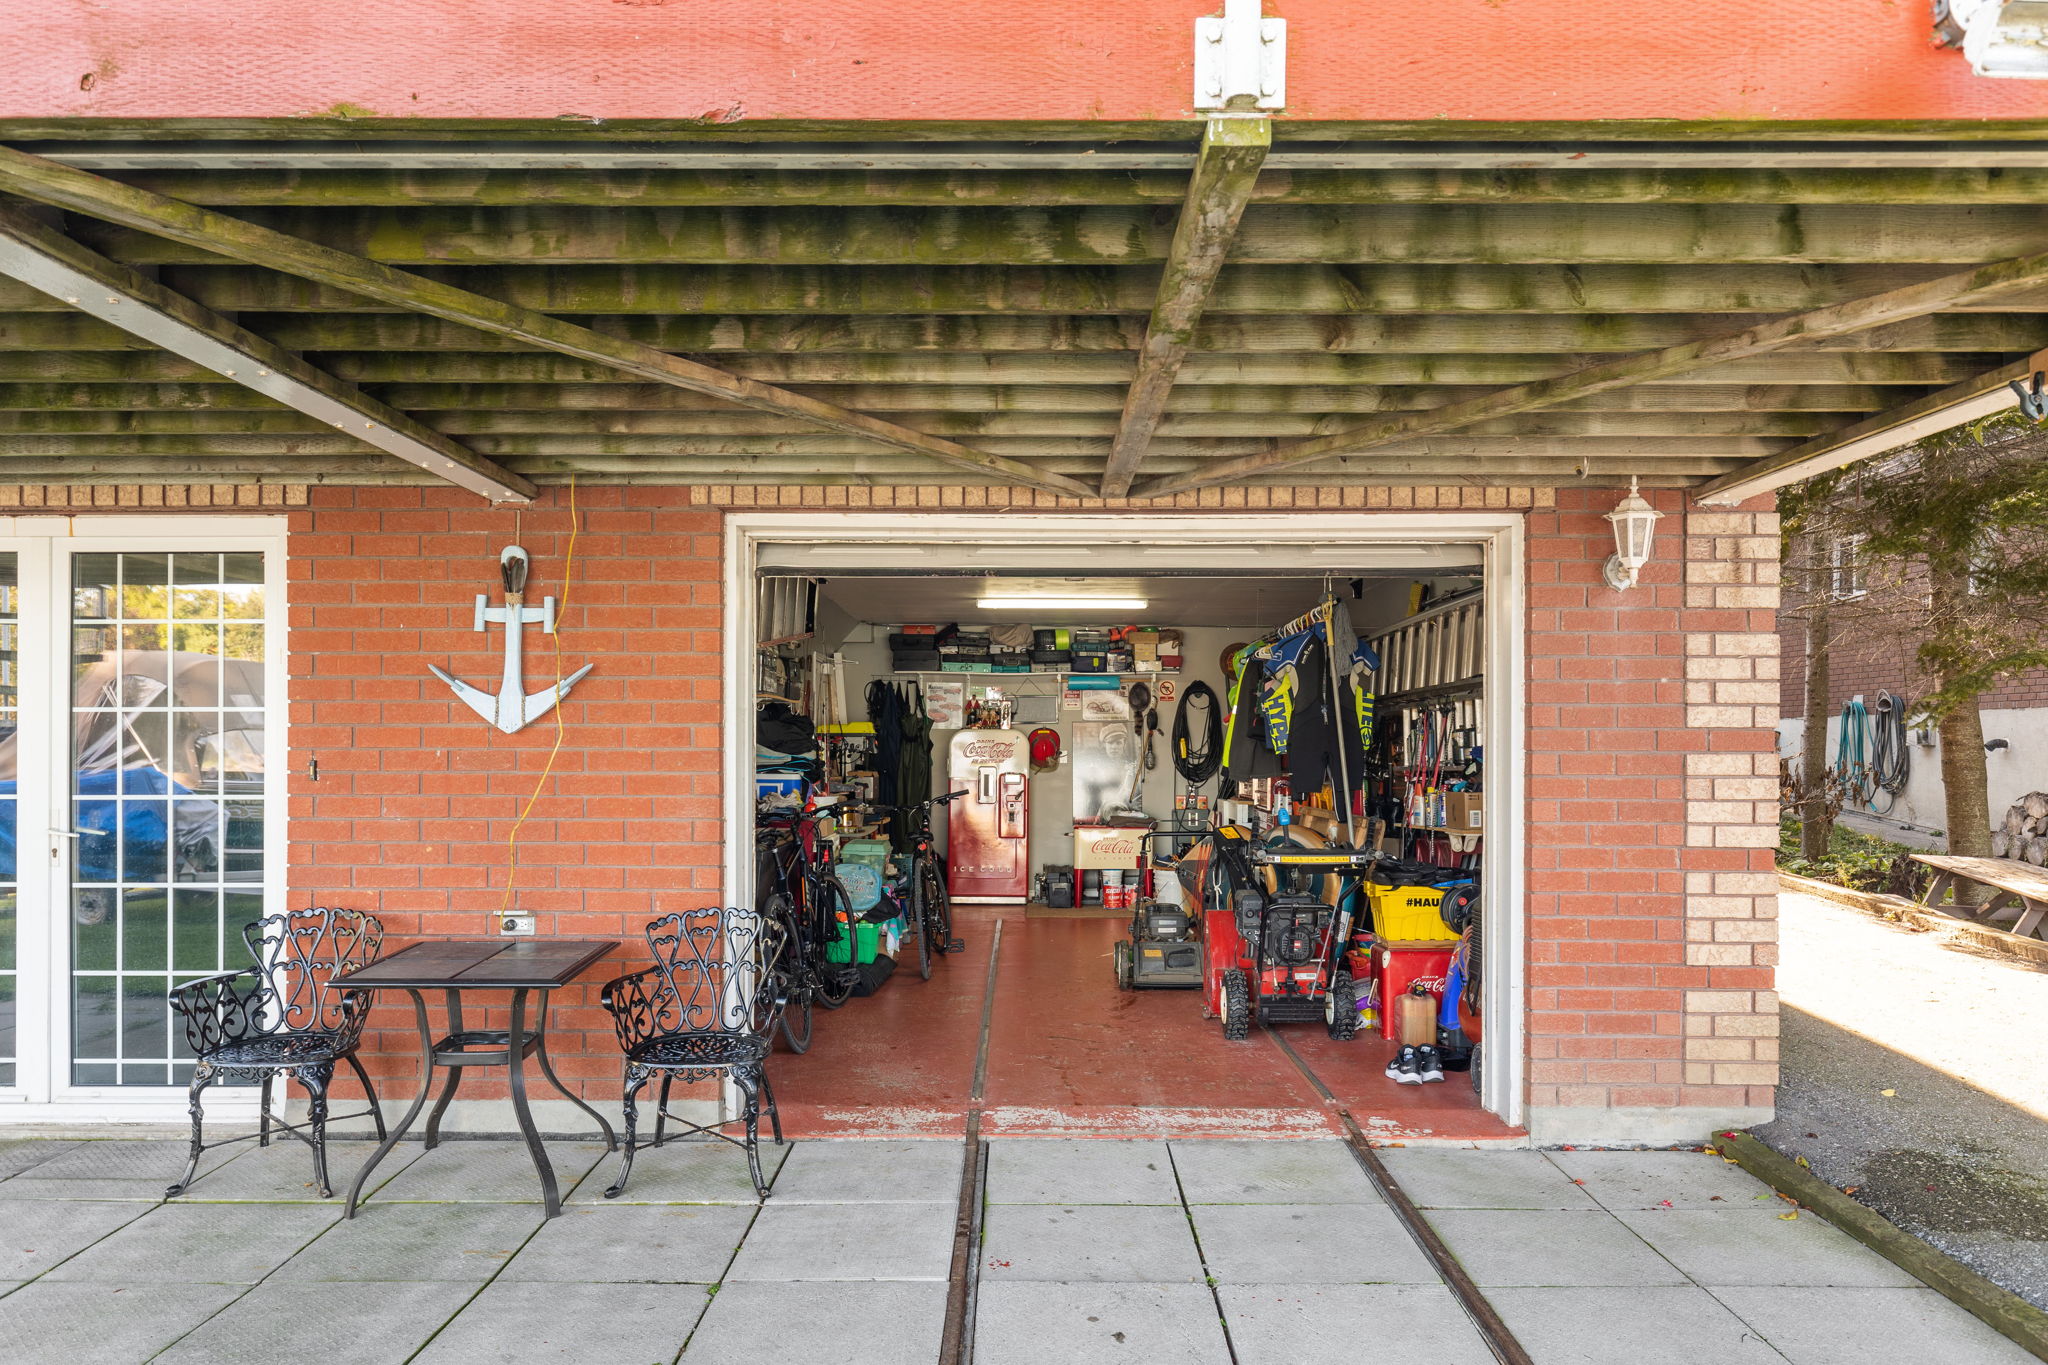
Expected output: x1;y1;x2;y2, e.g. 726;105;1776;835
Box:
722;511;1527;1128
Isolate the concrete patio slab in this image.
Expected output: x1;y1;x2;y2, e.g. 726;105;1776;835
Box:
1487;1284;1792;1364
1616;1208;1923;1288
152;1279;479;1365
1216;1284;1498;1365
984;1139;1180;1205
767;1138;963;1204
1167;1138;1382;1204
5;1137;236;1183
1549;1148;1777;1211
269;1201;546;1282
1714;1285;2040;1364
498;1203;755;1283
0;1139;81;1178
1426;1209;1689;1287
1192;1203;1441;1285
980;1204;1205;1283
972;1282;1233;1365
725;1199;955;1281
0;1200;152;1280
410;1279;708;1365
361;1140;611;1205
0;1280;248;1365
565;1137;786;1205
685;1281;948;1365
1380;1147;1603;1209
171;1138;425;1203
42;1201;339;1284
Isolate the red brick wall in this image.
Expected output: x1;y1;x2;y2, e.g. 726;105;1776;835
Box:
1524;490;1779;1126
272;482;1779;1130
286;484;724;1101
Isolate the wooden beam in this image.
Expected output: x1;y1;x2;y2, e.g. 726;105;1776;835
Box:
7;308;2048;357
0;407;1849;440
65;202;2048;268
0;145;1095;498
0;209;534;503
0;348;1987;389
1;263;2017;319
1101;119;1269;497
104;166;2048;209
1691;351;2048;505
1132;250;2048;497
0;380;1907;416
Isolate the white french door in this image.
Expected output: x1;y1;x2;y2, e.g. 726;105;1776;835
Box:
0;516;286;1122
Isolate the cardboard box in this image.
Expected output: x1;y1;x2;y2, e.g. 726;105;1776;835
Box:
1446;792;1485;831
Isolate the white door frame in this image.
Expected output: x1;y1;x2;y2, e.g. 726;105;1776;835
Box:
0;515;287;1125
723;511;1528;1128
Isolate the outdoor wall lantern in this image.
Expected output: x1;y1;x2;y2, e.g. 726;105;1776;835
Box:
1602;476;1663;590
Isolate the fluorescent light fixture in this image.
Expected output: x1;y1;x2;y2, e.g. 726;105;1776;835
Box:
976;595;1148;610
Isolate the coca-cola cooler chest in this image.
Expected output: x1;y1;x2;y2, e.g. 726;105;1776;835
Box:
947;729;1030;902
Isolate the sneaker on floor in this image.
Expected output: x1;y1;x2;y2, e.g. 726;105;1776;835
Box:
1415;1046;1445;1083
1385;1046;1423;1084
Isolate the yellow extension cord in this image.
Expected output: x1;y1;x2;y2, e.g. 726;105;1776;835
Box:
498;475;579;915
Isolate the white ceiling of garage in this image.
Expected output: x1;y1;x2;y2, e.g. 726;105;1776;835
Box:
814;573;1476;629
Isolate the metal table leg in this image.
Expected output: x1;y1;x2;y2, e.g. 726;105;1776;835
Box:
529;990;618;1150
505;987;561;1217
341;988;437;1220
423;988;466;1149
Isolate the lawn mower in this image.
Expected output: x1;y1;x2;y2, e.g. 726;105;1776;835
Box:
1112;832;1202;991
1182;826;1384;1041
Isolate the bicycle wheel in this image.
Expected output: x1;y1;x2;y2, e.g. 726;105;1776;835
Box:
766;894;812;1053
813;873;859;1009
917;859;946;965
909;859;935;980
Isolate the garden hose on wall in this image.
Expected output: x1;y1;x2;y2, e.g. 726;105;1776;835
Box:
1834;697;1873;808
1869;690;1911;815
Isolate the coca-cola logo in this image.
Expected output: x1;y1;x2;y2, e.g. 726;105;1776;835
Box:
1085;835;1140;856
962;739;1015;760
1407;974;1448;993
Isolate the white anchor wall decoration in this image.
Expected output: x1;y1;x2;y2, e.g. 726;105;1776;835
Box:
430;546;594;734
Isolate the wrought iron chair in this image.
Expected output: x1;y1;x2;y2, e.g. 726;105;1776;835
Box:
166;906;387;1198
600;906;789;1199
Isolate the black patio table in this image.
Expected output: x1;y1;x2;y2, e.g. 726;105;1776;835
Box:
335;938;620;1218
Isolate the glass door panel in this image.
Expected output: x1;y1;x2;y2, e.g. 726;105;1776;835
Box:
70;551;267;1086
0;554;17;1087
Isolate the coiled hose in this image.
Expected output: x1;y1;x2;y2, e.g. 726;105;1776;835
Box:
1869;690;1911;814
1172;681;1224;786
1834;697;1873;807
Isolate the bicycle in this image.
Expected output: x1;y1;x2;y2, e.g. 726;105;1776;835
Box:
885;789;967;980
755;796;864;1053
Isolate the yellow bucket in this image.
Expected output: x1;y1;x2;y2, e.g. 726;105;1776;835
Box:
1366;881;1461;941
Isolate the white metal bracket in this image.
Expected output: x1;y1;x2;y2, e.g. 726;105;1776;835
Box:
1194;0;1285;110
1944;0;2048;79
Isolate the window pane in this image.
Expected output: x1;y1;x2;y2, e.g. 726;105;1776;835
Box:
71;549;268;1086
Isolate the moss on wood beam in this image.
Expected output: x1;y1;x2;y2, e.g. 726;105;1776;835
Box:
67;202;2048;268
0;145;1095;498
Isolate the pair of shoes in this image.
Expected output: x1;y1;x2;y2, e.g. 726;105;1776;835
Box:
1385;1045;1447;1085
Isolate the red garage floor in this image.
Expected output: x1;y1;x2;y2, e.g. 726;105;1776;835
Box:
772;907;1523;1144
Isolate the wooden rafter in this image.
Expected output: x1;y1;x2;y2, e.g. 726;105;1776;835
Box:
1131;250;2048;498
0;208;534;503
1691;350;2048;506
1100;118;1269;496
0;144;1095;499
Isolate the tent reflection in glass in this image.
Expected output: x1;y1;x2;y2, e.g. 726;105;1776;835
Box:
0;651;265;883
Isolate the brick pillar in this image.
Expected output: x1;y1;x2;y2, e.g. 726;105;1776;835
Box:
1524;490;1779;1144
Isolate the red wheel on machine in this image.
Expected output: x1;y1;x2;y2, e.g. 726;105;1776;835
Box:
1222;968;1251;1040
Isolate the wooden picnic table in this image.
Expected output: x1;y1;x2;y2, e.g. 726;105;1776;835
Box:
1913;854;2048;941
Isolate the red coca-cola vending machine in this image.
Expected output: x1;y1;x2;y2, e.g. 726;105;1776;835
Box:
947;729;1030;903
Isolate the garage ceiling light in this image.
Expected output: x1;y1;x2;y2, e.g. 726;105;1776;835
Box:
976;595;1149;610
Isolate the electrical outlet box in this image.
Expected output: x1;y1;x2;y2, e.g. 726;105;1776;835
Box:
499;914;536;937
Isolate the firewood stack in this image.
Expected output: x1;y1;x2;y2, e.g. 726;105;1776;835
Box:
1990;791;2048;863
